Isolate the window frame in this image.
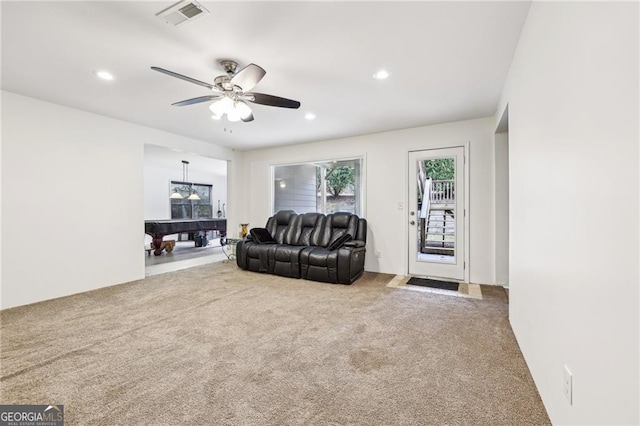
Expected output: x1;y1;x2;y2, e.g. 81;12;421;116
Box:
169;180;213;219
270;155;366;217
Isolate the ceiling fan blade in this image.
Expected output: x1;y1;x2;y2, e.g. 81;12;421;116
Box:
230;63;266;92
151;66;214;90
171;95;222;107
245;92;301;109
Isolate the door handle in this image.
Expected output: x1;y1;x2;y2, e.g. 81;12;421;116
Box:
410;220;415;225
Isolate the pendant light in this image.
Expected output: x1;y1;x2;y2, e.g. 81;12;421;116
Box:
170;160;201;201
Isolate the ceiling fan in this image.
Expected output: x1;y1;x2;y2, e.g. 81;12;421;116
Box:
151;60;301;122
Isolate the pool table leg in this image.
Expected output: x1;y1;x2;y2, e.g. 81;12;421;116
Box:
152;234;164;256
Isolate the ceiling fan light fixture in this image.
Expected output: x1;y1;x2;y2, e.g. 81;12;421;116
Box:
236;102;252;119
227;108;241;122
209;99;224;116
220;97;234;111
209;96;250;121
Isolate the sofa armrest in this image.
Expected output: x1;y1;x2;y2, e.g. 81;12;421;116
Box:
343;240;365;248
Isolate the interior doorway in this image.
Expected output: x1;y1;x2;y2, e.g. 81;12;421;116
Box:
408;147;466;281
143;144;229;275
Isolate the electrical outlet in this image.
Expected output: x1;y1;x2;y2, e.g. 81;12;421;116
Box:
397;201;403;210
563;365;573;405
375;251;381;258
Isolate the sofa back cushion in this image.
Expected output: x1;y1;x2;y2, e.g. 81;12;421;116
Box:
266;210;297;244
317;212;359;248
265;210;366;248
290;213;324;246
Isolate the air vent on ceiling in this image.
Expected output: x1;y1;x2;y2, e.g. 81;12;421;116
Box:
156;0;210;26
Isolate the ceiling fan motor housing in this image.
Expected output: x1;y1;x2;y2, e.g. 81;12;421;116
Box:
219;60;238;75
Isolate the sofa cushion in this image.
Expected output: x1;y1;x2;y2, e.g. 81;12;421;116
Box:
269;245;306;278
274;244;304;261
306;247;334;267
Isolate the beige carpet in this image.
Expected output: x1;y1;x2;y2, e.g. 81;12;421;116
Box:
0;262;549;425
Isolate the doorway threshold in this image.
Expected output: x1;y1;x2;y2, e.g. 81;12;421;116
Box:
145;252;229;276
387;275;482;299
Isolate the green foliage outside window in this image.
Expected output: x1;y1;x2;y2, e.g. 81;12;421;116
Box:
325;166;355;198
423;158;454;180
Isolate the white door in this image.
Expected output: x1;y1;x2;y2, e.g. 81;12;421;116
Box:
408;147;465;281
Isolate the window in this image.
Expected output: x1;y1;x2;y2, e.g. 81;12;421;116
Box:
170;182;212;219
273;158;363;216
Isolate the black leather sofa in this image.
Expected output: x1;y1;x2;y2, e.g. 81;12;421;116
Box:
236;211;367;284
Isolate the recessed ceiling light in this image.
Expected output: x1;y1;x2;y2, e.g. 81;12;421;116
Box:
94;70;114;81
373;69;390;80
305;113;316;120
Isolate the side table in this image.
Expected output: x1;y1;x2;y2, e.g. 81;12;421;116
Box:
223;238;241;261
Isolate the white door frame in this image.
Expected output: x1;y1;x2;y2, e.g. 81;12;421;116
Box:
406;143;470;283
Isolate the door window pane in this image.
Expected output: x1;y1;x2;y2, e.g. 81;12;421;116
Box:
417;157;456;264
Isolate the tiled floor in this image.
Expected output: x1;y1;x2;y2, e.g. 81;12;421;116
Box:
145;240;231;277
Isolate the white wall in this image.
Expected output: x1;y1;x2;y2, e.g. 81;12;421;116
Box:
239;117;496;283
1;91;236;309
496;2;639;424
494;131;509;286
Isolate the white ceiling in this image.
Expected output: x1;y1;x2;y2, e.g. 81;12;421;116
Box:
1;1;530;151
